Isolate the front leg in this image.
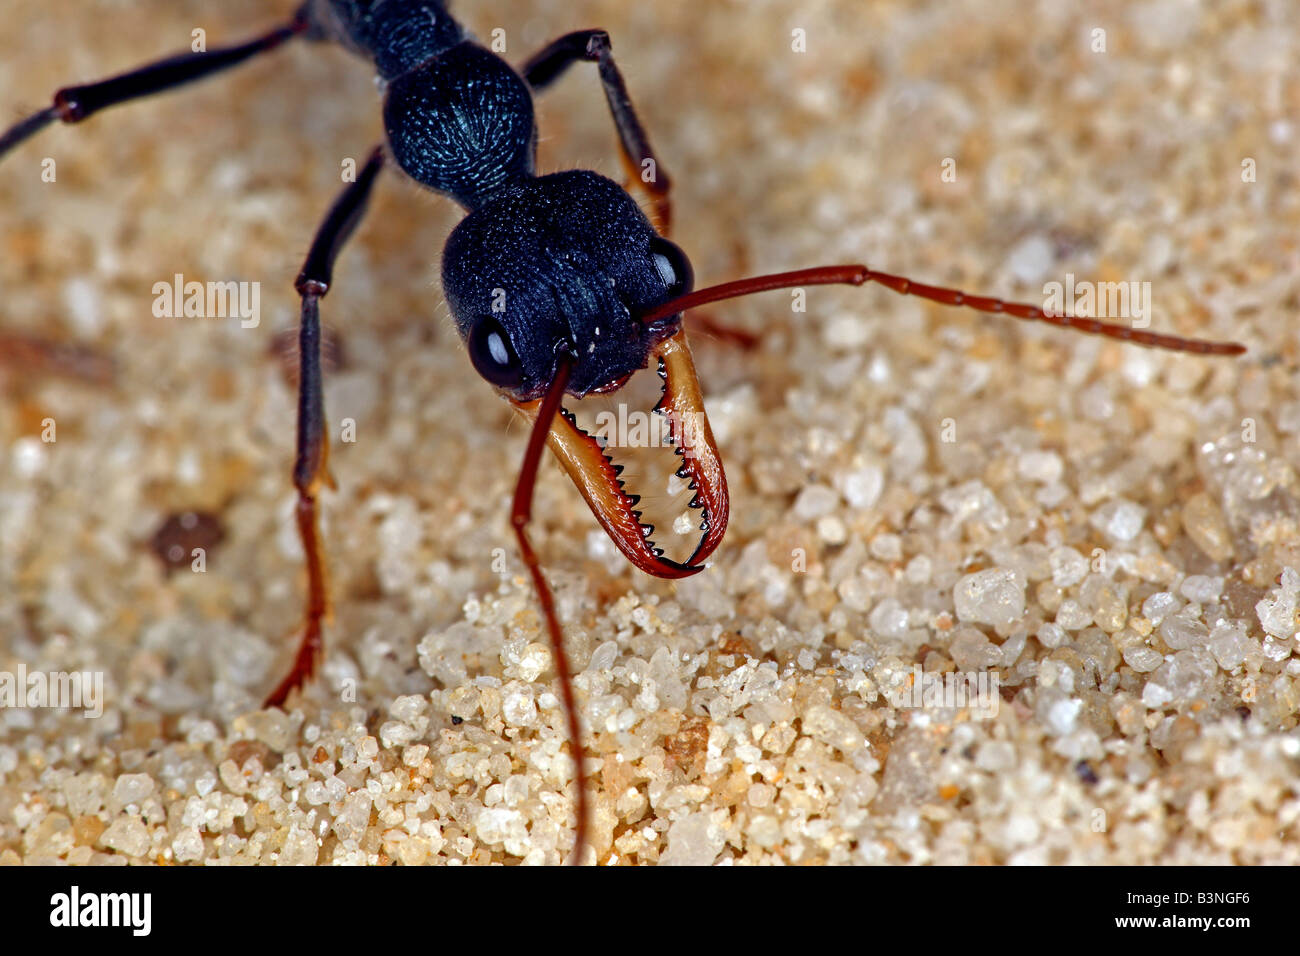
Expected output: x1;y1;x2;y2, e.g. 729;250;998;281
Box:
265;144;386;708
523;31;764;350
522;30;673;231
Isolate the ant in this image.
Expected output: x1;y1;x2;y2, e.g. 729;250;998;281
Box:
0;1;1245;864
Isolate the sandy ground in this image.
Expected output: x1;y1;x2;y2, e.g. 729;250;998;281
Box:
1;0;1298;865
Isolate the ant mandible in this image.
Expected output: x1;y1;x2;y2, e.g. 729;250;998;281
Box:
0;0;1245;864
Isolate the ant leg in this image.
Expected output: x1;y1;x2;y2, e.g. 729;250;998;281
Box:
523;33;760;347
523;32;764;348
0;8;310;161
522;30;673;231
265;145;386;709
684;313;761;350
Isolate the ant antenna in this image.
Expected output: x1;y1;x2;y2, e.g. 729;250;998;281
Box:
510;356;589;865
639;264;1247;355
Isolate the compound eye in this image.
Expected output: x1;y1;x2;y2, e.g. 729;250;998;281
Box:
467;315;525;389
649;237;694;301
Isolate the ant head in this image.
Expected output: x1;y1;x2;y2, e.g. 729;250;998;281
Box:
441;170;692;400
442;169;726;580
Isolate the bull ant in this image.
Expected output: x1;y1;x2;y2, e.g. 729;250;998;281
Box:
0;1;1245;863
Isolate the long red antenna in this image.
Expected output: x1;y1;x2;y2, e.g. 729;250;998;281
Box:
510;357;589;865
639;264;1246;355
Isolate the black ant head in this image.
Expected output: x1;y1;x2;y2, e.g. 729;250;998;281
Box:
442;169;726;580
441;169;692;401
